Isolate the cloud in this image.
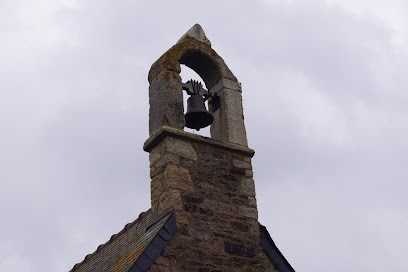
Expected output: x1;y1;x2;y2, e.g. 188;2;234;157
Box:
0;0;407;271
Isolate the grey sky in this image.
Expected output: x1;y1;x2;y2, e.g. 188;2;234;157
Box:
1;0;407;271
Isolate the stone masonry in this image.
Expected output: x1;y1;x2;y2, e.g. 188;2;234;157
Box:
144;128;277;271
148;24;247;147
142;24;280;271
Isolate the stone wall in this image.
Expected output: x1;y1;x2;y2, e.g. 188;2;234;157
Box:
144;128;277;272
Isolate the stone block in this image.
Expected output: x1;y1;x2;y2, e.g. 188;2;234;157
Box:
151;173;164;203
198;207;213;215
149;70;184;135
147;264;167;272
174;212;192;226
229;169;245;176
210;102;228;143
219;89;248;146
162;137;198;161
239;206;258;220
230;221;249;232
184;195;204;203
248;196;257;207
243;156;251;163
248;222;262;237
223;89;244;118
150;154;179;178
189;228;211;241
184;202;197;212
176;24;211;46
223;241;255;258
149;147;162;167
232;159;252;169
245;170;253;178
164;165;194;191
156;189;183;214
210;78;242;94
226;116;248;146
202;199;237;216
240;178;256;197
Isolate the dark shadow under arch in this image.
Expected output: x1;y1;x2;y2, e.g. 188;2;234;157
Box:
179;50;221;89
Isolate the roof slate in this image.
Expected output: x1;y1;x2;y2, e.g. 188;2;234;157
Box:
70;211;294;272
70;210;176;272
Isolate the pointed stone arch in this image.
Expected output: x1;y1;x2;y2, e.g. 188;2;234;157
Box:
148;24;248;146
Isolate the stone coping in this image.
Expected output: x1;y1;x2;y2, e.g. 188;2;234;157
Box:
143;126;255;157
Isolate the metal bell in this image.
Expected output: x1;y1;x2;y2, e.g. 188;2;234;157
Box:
185;94;214;131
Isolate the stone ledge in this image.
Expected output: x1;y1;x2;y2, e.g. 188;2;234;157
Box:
144;126;255;157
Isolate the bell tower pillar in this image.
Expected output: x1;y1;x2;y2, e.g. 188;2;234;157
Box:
143;24;276;271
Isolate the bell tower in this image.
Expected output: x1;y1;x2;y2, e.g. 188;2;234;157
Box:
144;24;280;271
147;24;248;146
70;24;295;272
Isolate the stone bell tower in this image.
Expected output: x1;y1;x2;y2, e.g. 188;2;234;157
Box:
143;24;294;271
70;24;294;272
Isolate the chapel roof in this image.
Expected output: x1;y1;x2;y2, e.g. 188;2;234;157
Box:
70;209;176;272
70;209;295;272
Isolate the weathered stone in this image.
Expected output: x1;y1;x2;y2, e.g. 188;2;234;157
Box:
210;78;242;94
224;241;255;258
243;156;251;163
149;70;184;135
245;169;253;178
164;165;194;191
248;196;257;207
229;169;245;176
220;89;248;146
248;222;262;237
185;202;197;212
223;174;237;182
240;178;256;197
239;206;258;220
202;199;236;216
151;173;164;203
211;149;225;159
189;228;211;240
162;137;198;161
177;24;211;46
150;154;179;178
226;116;248;147
184;195;204;203
173;212;192;226
198;207;213;215
232;198;244;205
232;159;252;169
210;105;228;144
149;147;162;167
144;126;254;157
147;264;170;272
230;221;249;232
156;189;183;214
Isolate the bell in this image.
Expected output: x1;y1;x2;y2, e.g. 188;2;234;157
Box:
185;94;214;131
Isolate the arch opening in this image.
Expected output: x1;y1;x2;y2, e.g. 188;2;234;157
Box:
180;64;211;137
179;50;221;90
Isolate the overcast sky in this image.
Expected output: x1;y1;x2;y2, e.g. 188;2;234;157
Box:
1;0;408;271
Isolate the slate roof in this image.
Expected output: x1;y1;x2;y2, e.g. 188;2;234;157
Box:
70;209;176;272
261;225;296;272
70;210;294;272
